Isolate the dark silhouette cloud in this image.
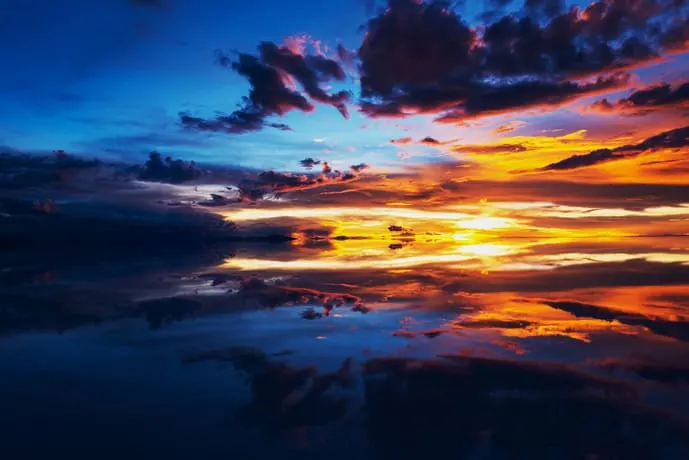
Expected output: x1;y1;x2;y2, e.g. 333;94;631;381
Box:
361;355;689;459
538;124;689;171
591;79;689;115
599;360;689;384
0;151;103;191
350;163;369;173
138;151;201;183
356;0;688;122
545;300;689;342
299;157;321;169
258;42;350;118
185;347;353;432
181;349;689;458
359;0;475;97
235;161;370;200
180;43;350;134
419;136;440;145
362;71;630;121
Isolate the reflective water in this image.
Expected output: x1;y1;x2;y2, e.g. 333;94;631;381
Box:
2;204;689;458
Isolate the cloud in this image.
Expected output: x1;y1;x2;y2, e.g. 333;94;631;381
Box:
390;137;413;145
544;300;689;342
538;124;689;171
599;361;689;384
590;79;689;115
180;42;350;134
420;137;441;145
659;16;689;50
179;342;689;459
299;157;321;169
0;150;114;193
138;151;201;184
493;120;527;135
350;163;370;173
356;0;688;123
235;161;371;200
391;136;454;146
434;73;631;123
454;143;528;154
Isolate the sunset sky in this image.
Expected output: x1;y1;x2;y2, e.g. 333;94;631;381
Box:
3;2;689;454
1;0;686;175
3;0;689;279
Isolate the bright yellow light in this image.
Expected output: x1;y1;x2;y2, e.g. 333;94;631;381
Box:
458;244;514;257
222;254;476;271
457;216;514;230
221;207;473;222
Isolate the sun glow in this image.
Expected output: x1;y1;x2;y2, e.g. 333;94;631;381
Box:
456;216;515;230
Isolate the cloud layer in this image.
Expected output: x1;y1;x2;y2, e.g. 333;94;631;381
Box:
538;124;689;171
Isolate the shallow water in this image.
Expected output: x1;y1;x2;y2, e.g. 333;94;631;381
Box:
2;225;689;459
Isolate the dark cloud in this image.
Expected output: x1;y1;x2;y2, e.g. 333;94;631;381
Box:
600;361;689;384
365;72;630;122
335;43;357;68
361;355;689;458
359;0;475;97
235;161;370;200
138;151;201;184
185;347;353;432
0;151;103;191
189;349;689;458
659;16;689;50
591;79;689;115
259;42;350;117
299;157;321;169
180;42;350;134
420;136;440;145
544;300;689;342
350;163;370;173
356;0;688;122
538;124;689;171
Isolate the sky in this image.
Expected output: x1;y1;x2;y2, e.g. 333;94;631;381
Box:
3;3;689;451
1;0;689;223
1;0;686;174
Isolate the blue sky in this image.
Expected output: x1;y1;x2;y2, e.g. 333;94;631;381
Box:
1;0;685;173
0;0;398;169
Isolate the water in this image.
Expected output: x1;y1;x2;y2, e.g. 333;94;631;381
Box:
2;206;689;458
